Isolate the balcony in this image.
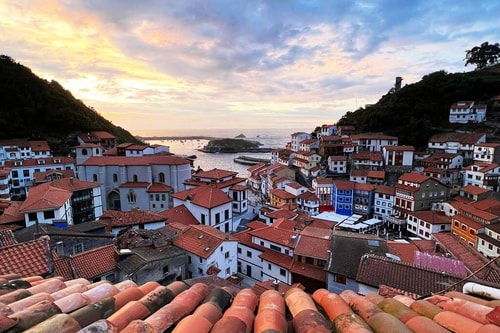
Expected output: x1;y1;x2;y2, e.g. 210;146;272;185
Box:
385;215;406;226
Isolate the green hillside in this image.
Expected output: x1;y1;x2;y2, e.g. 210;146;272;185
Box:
0;55;141;154
337;65;500;150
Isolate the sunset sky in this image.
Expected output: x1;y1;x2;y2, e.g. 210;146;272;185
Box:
1;1;499;136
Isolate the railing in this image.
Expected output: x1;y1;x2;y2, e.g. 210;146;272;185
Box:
385;215;406;226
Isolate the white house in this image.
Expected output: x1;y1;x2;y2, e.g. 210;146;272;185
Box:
428;132;486;160
20;178;102;227
4;156;76;199
474;143;500;164
174;224;238;280
462;162;500;191
292;151;321;177
373;185;395;222
0;139;51;163
320;124;337;137
327;155;347;175
312;177;333;211
350;133;398;152
382;145;414;168
449;101;487;124
477;223;500;259
406;210;451;240
290;132;311;152
172;185;234;233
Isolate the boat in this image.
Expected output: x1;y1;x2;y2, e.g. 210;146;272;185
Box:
233;155;271;166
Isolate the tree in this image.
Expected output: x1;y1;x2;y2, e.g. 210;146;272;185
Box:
465;42;500;70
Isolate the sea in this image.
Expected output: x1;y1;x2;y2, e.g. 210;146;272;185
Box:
145;128;304;177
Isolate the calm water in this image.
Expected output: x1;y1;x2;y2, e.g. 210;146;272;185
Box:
146;128;302;177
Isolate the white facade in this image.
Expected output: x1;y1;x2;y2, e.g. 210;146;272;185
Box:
474;144;500;164
350;135;398;152
373;187;395;221
186;241;238;279
449;101;487;124
24;198;72;228
462;163;500;191
262;259;292;285
382;146;414;167
8;157;76;198
173;197;233;233
77;154;191;211
328;156;347;174
477;225;500;258
237;243;264;281
406;213;451;240
291;133;311;152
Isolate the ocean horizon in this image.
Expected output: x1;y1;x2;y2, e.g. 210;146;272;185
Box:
134;127;310;139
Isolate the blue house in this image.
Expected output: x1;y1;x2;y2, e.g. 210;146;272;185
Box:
353;183;376;219
332;179;354;216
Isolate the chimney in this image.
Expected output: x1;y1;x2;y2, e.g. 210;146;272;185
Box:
271;279;280;290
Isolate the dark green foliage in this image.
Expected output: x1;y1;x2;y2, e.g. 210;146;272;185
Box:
465;42;500;70
0;55;140;147
338;66;500;150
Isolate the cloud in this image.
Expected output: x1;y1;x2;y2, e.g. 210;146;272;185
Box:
1;0;499;134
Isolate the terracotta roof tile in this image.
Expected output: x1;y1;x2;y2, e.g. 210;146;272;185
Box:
159;204;198;226
172;186;232;208
53;244;117;280
0;236;50;276
174;225;236;258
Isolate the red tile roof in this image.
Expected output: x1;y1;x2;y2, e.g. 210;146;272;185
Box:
99;209;166;228
249;222;299;248
259;248;294;269
0;236;50;276
290;261;327;282
172;186;232;208
294;235;330;260
0;230;18;248
159;204;198;226
81;155;191;166
192;168;238;179
146;183;173;193
53;244;117;280
20;183;72;212
174;225;236;259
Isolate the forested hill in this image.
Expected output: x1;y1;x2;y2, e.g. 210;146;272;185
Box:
337;65;500;150
0;55;140;152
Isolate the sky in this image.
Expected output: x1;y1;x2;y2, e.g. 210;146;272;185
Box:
1;1;499;136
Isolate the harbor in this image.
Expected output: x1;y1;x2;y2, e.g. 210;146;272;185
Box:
233;155;271;165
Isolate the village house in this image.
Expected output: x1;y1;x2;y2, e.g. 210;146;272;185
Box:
373;185;396;222
312;177;333;212
382;145;415;171
172;185;233;233
332;179;355;216
349;169;385;185
0;139;52;163
0;167;12;200
269;188;296;209
290;132;311;152
319;135;347;156
298;138;319;152
473;142;500;164
350;133;398;152
449;100;487;124
292;150;321;177
296;190;320;216
327;155;348;175
319;124;337;137
185;168;249;216
4;156;76;199
477;223;500;259
427;132;486;162
450;198;500;246
459;184;493;202
326;231;388;294
462;162;500;192
418;152;464;186
353;183;376;219
173;224;238;280
19;177;103;227
406;210;451;240
349;150;384;170
76;131;117;150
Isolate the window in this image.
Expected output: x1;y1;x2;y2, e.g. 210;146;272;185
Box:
201;214;206;225
279;268;286;277
93;174;98;182
159;172;165;183
188;255;192;264
246;251;252;258
133;175;138;182
113;174;118;182
127;190;136;203
43;210;55;219
23;170;29;177
237;247;242;254
28;212;37;221
461;225;467;231
270;244;281;252
335;275;347;285
225;251;229;259
73;243;84;254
